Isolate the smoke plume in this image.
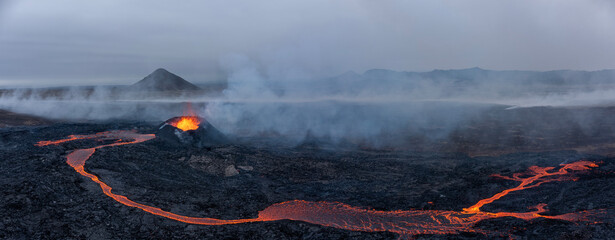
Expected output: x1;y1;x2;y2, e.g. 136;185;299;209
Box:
1;57;615;149
202;55;615;147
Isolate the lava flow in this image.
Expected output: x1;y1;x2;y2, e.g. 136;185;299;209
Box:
37;130;608;239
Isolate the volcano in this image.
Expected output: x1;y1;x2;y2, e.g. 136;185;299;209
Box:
130;68;201;91
157;116;228;148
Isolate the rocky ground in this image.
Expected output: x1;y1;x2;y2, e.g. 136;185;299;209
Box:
0;109;54;128
1;118;615;239
0;105;615;239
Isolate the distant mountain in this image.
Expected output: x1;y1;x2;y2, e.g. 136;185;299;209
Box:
130;68;200;91
360;67;615;86
300;67;615;98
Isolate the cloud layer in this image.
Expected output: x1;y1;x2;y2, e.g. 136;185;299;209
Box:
1;0;614;86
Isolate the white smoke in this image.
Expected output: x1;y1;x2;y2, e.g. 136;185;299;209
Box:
202;54;615;147
0;86;195;121
1;55;615;148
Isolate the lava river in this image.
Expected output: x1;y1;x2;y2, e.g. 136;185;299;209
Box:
36;130;608;239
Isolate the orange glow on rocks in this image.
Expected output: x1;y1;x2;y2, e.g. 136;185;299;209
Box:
171;116;200;131
37;131;608;238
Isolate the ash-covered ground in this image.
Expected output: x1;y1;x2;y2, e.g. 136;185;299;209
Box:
1;111;615;239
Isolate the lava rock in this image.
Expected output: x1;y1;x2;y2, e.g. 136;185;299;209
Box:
186;155;236;176
224;165;239;177
237;165;254;171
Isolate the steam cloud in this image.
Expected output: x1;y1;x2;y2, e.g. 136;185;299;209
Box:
1;55;615;148
202;55;615;147
0;86;194;121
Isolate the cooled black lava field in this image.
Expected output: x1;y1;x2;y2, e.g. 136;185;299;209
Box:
1;120;615;239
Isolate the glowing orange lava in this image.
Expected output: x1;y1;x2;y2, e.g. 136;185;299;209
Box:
171;116;200;131
37;131;608;239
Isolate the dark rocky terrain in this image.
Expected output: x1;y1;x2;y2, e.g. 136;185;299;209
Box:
430;106;615;157
0;109;55;128
1;118;614;239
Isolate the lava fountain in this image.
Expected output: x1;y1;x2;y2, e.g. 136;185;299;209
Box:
171;116;200;131
168;103;201;131
36;131;609;239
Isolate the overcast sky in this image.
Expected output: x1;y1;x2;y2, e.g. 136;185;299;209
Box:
0;0;614;87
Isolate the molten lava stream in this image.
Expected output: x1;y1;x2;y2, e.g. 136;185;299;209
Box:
37;130;607;238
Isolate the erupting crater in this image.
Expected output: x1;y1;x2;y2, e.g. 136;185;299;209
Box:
36;130;609;239
157;115;228;148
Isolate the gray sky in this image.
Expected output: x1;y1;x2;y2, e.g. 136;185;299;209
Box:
0;0;614;87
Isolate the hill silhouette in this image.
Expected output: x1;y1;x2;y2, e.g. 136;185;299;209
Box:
130;68;200;91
